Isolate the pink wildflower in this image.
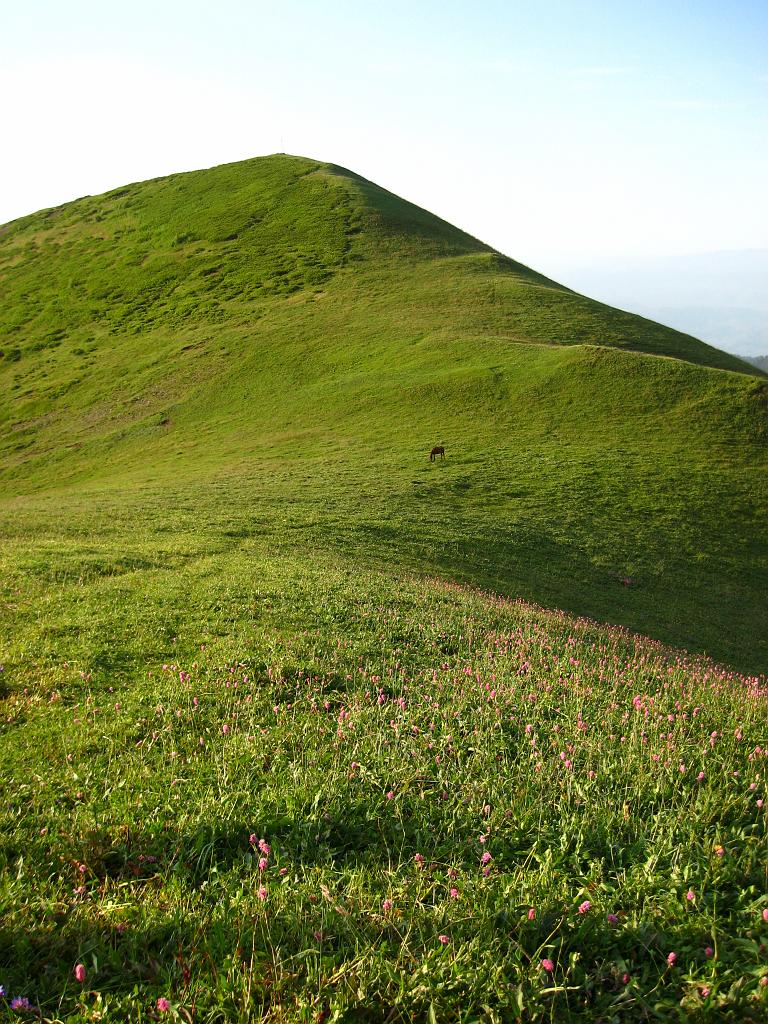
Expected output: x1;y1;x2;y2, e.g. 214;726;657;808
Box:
258;839;270;855
74;963;86;983
667;951;677;966
259;857;268;872
607;913;618;925
541;958;554;972
762;908;768;923
481;851;492;865
257;886;267;901
438;934;450;944
527;908;535;920
686;890;695;901
157;998;170;1012
382;899;393;911
578;900;591;914
414;853;425;867
704;946;714;958
222;723;230;735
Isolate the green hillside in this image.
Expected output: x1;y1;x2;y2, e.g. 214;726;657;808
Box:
1;155;768;1021
1;153;766;675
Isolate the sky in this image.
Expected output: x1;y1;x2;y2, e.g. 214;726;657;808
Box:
2;1;767;349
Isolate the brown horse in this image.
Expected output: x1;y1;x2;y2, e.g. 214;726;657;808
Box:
429;446;445;462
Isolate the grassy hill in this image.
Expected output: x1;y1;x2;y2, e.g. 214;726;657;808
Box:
1;154;766;671
1;154;767;1020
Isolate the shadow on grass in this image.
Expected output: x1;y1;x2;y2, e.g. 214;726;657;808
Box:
340;516;768;675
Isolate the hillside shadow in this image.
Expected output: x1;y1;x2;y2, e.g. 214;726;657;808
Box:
341;518;768;675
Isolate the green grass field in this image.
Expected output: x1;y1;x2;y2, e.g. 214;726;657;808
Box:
1;155;766;1021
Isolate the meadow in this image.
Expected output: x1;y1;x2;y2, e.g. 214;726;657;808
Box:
1;485;767;1022
1;155;767;1021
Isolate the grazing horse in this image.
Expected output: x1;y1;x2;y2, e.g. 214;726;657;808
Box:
429;446;445;462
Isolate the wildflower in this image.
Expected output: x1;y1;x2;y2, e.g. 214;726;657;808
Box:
578;900;591;914
258;839;270;855
449;887;459;899
157;997;170;1012
257;886;267;901
10;997;33;1011
258;857;268;872
480;851;492;865
686;890;695;901
438;934;450;944
249;833;257;845
696;771;705;782
222;723;230;734
527;908;535;920
607;913;618;925
540;958;554;972
763;908;768;923
414;853;425;868
700;986;711;998
74;963;86;983
386;791;394;800
667;951;677;966
715;845;725;857
704;946;713;957
382;899;393;911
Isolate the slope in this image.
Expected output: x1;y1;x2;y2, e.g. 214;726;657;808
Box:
0;154;766;671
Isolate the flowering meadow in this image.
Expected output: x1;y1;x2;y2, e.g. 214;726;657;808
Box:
1;544;766;1022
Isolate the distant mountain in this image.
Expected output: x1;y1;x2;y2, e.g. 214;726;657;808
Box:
743;354;768;373
639;306;767;359
551;250;768;357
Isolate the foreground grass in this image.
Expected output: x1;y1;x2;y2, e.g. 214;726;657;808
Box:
1;506;766;1022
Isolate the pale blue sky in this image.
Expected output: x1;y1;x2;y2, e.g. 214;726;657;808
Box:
2;0;766;274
